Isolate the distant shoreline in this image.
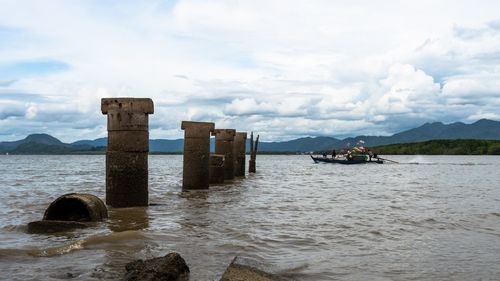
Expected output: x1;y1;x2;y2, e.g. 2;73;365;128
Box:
3;139;500;155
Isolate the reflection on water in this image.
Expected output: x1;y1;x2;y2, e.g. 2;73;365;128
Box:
108;207;150;232
0;155;500;280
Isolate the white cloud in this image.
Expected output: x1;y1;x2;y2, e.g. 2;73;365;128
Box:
224;98;274;116
1;0;500;141
443;75;500;99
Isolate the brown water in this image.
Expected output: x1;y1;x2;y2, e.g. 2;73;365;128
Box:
1;155;500;280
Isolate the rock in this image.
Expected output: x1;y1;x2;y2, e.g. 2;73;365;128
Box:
122;252;189;281
220;257;286;281
27;220;89;234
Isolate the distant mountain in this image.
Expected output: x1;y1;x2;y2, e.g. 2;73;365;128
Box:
0;133;65;153
256;118;500;152
11;142;73;154
257;136;343;152
1;119;500;154
71;138;107;147
149;139;184;152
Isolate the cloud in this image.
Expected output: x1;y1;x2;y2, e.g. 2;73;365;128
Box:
1;1;500;141
442;75;500;100
0;101;25;119
0;79;16;87
224;98;274;116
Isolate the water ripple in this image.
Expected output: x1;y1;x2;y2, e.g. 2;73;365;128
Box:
0;155;499;280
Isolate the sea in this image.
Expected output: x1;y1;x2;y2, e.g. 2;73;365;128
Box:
0;155;499;281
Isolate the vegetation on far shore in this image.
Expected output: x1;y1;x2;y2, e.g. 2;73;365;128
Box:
371;139;500;155
3;139;500;155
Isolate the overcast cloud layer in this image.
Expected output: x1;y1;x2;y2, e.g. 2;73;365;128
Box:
1;0;500;142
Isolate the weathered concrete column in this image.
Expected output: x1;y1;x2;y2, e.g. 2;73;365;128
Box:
102;98;154;207
209;154;225;184
213;129;236;180
181;121;215;190
233;132;247;177
249;132;259;173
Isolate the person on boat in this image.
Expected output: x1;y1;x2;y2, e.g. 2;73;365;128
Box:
368;150;373;161
322;152;327;158
347;150;353;161
331;149;336;159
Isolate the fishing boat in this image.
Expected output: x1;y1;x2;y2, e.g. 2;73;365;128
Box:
310;155;384;164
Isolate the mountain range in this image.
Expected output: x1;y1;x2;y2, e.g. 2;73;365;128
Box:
1;119;500;154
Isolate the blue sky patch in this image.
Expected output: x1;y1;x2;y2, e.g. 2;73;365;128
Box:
0;60;69;80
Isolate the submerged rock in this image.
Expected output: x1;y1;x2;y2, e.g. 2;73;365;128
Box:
122;252;189;281
220;257;286;281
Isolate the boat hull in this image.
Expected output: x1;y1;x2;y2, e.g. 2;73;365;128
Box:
310;155;383;164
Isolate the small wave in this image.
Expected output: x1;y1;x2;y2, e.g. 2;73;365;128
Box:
474;212;500;219
336;224;353;229
3;230;146;258
278;262;310;279
30;240;85;257
82;230;145;247
368;230;383;236
0;248;36;257
178;191;210;199
432;162;490;166
457;162;481;166
1;224;28;232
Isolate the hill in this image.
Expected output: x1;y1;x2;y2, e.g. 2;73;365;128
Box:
11;142;74;154
0;133;66;153
258;119;500;152
1;119;500;154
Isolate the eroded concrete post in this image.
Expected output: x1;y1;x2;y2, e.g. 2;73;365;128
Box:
209;154;225;184
181;121;215;190
233;132;247;177
249;132;259;173
102;98;154;207
213;129;236;180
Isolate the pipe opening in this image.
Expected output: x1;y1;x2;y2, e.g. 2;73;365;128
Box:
44;198;92;222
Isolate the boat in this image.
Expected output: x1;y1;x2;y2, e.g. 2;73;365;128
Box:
310;155;383;164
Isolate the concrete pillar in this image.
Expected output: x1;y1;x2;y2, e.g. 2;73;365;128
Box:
181;121;215;190
102;98;154;207
233;132;247;177
249;132;258;173
209;154;225;184
249;159;256;173
213;129;236;180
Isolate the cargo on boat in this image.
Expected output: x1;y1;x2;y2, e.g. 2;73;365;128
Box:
311;146;384;164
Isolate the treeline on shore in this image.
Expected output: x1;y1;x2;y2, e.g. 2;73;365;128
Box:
4;139;500;155
372;139;500;155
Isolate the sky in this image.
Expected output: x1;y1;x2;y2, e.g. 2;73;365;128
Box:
1;0;500;142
